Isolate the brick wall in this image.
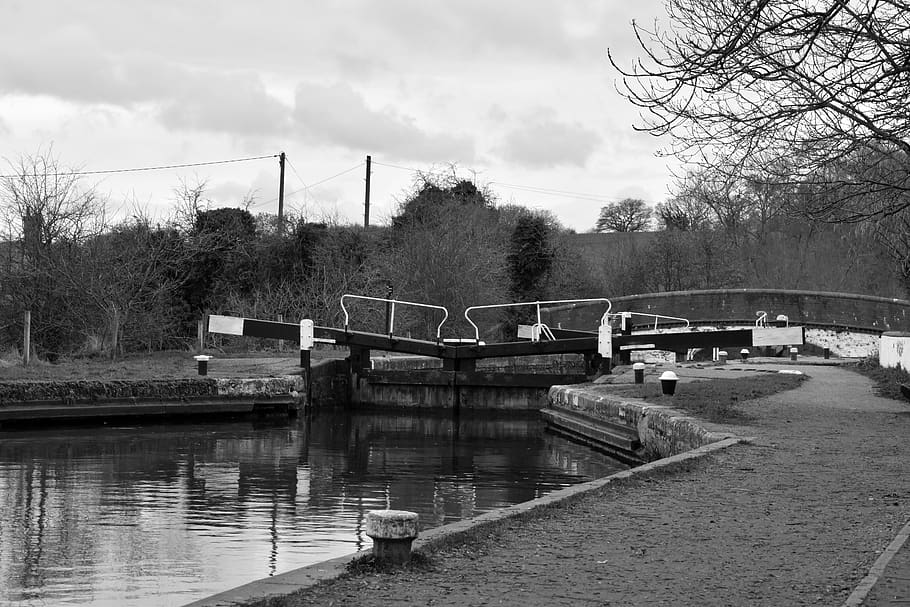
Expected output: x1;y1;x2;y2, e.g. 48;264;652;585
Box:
542;289;910;333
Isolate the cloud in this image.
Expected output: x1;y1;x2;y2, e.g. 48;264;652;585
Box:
496;108;602;168
158;71;291;136
0;17;291;139
360;0;598;64
0;24;128;103
293;82;474;161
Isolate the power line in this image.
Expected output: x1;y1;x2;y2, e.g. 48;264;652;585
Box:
371;160;420;172
0;153;278;179
285;157;309;190
306;162;364;189
488;181;616;203
252;162;365;209
372;160;451;178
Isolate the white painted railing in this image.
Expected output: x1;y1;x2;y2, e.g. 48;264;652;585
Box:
607;311;690;332
340;294;449;340
464;298;612;343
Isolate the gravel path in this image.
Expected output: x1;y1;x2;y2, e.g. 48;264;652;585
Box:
270;365;910;606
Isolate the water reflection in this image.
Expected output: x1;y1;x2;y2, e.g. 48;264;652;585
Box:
0;408;626;606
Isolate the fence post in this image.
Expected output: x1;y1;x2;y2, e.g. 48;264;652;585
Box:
23;310;30;366
197;317;205;352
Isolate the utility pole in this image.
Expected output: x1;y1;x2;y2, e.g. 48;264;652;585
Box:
364;154;371;227
277;151;286;234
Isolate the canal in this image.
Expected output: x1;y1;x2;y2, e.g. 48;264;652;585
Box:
0;407;627;606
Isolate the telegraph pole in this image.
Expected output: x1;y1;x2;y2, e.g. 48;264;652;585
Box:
364;154;371;227
277;151;286;234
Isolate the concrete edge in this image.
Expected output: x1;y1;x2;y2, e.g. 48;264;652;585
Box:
841;518;910;607
182;552;359;607
417;434;749;550
183;435;750;607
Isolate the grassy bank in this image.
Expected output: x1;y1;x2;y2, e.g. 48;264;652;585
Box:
852;357;910;401
603;373;807;423
0;349;342;382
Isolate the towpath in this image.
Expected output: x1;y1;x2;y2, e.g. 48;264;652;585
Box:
266;364;910;606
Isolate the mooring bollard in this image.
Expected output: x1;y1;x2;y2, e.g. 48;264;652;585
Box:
740;348;750;361
193;355;212;376
365;510;419;565
633;362;645;384
718;350;728;365
789;346;798;361
659;371;678;396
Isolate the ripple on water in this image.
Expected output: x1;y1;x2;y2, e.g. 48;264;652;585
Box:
0;410;627;606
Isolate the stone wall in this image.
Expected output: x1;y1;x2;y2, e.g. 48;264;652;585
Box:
804;328;879;358
313;355;586;410
308;359;350;406
547;384;735;461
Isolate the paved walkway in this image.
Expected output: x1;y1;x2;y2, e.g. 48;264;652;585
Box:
263;364;910;606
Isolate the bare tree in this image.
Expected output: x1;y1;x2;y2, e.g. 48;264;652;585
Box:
0;150;109;356
612;1;910;221
655;195;712;231
171;176;211;232
1;149;106;251
667;165;790;243
594;198;652;232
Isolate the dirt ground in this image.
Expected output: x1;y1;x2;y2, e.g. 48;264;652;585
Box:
249;365;910;606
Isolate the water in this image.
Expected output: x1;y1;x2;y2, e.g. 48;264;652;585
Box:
0;408;627;606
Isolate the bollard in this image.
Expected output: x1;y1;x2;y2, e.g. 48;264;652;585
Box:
718;350;728;365
789;347;798;361
659;371;678;396
365;510;419;565
193;355;212;376
633;362;645;384
824;347;830;360
740;348;749;361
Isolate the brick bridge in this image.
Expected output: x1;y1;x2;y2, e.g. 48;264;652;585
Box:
541;289;910;358
542;289;910;334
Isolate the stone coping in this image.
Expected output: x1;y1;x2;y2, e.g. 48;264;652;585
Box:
0;376;305;405
547;383;736;461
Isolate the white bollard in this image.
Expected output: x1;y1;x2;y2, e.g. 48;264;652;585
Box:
718;350;728;365
365;510;419;565
193;355;213;376
659;371;678;396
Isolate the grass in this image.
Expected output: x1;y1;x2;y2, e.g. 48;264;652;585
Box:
852;356;910;401
0;350;202;381
603;373;807;423
0;349;343;382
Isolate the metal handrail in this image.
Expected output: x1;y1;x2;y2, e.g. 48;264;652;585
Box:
464;298;612;343
340;294;449;340
607;311;691;331
756;310;768;327
533;323;556;341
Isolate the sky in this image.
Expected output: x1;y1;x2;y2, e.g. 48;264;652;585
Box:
0;0;674;233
